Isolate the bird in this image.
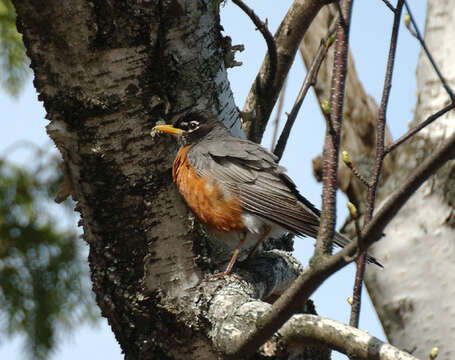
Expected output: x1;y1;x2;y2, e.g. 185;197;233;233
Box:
153;111;382;275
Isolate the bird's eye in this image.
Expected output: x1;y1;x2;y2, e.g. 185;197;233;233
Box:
188;121;199;131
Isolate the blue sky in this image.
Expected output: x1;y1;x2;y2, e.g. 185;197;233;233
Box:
0;1;427;359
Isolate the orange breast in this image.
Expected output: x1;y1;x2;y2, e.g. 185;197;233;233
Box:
173;146;244;232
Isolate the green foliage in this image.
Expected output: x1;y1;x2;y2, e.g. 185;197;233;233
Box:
0;154;97;360
0;0;29;96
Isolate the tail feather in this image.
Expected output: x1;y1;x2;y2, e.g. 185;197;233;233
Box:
334;232;383;268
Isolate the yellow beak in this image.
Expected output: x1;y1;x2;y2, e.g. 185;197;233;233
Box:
153;124;185;136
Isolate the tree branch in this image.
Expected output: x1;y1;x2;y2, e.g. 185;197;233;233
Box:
349;0;404;329
359;129;455;248
342;150;369;187
384;102;455;155
277;315;417;360
273;15;338;161
381;0;395;12
270;79;286;151
316;0;353;257
404;0;455;101
242;0;336;143
232;0;277;93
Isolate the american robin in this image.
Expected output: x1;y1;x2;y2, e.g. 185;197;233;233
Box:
154;111;382;274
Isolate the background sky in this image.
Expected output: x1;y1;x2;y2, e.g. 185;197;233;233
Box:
0;1;427;359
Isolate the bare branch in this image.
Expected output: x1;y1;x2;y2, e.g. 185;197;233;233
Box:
316;0;353;257
242;0;337;143
349;0;404;329
404;0;455;101
273;15;338;161
381;0;396;12
347;201;362;249
384;102;455;155
270;79;286;151
342;150;369;187
347;201;364;328
359;130;455;249
366;0;403;220
232;0;277;92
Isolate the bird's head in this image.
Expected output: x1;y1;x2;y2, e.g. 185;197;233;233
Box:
153;111;227;146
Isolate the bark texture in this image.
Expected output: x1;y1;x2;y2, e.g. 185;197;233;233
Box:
13;0;242;358
302;2;455;359
12;1;326;358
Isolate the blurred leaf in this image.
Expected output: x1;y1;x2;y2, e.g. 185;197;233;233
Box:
0;155;98;360
0;0;29;96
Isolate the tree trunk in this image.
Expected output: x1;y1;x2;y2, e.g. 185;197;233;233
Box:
13;0;240;358
12;1;325;358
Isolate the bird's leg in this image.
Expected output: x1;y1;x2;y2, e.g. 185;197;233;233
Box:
224;232;248;275
247;227;271;259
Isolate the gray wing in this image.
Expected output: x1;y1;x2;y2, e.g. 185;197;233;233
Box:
188;138;383;266
187;138;321;238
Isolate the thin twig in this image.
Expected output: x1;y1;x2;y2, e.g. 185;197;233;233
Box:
270;78;287;151
347;201;362;253
385;102;455;155
349;254;366;330
347;202;363;343
361;130;455;246
273;16;338;160
404;14;418;38
366;0;403;219
316;0;353;257
381;0;395;12
232;0;277;92
342;151;369;187
350;0;404;329
404;0;455;101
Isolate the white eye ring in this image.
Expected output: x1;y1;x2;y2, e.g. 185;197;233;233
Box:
189;121;199;130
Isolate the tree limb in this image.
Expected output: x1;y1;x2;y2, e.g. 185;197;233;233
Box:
404;0;455;101
360;129;455;246
350;0;404;329
273;15;338;161
277;315;417;360
242;0;336;143
384;102;455;155
316;0;353;257
270;80;286;151
232;0;277;93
